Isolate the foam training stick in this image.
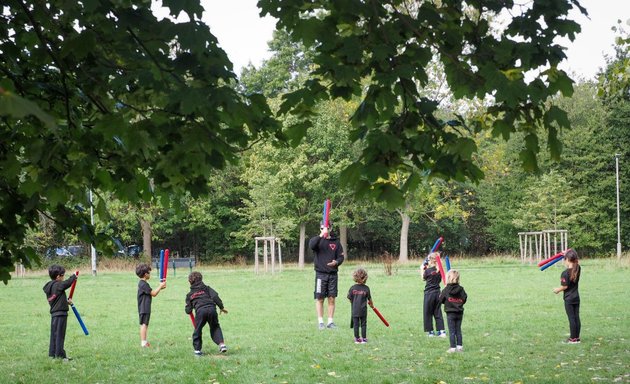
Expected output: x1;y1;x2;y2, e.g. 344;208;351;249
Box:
537;251;565;267
68;270;79;299
189;313;196;327
540;255;564;271
159;249;165;281
431;237;444;253
423;236;444;267
435;254;446;285
444;255;451;272
67;271;89;335
162;249;170;281
322;199;331;228
369;303;390;327
71;304;89;335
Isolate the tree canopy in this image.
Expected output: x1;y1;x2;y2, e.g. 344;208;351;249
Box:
0;0;591;282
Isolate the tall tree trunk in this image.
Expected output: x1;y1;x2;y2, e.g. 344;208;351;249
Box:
141;218;152;263
399;210;410;262
340;224;348;261
298;222;306;269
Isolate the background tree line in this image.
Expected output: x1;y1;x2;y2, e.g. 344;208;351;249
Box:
29;26;629;264
2;1;628;283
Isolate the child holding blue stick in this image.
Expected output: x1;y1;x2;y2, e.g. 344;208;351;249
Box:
43;264;77;360
136;264;166;348
422;253;446;337
553;249;581;344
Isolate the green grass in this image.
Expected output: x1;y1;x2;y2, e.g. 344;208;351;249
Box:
1;258;628;383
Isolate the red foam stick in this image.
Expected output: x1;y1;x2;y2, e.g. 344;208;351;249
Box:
68;270;79;299
370;303;390;327
537;251;565;267
322;199;331;228
189;313;196;327
436;255;446;285
162;249;170;281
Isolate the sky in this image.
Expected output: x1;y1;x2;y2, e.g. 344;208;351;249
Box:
162;0;629;80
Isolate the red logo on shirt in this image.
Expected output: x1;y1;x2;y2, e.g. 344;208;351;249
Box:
329;244;336;251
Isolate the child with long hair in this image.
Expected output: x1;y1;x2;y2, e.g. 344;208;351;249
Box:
439;269;467;353
553;248;581;343
422;253;446;337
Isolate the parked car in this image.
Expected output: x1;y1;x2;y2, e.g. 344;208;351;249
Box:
45;246;75;259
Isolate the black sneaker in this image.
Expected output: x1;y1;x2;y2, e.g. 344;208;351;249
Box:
326;322;337;329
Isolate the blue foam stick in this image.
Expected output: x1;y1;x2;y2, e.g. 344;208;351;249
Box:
71;304;89;335
445;255;451;271
540;255;564;271
159;249;165;280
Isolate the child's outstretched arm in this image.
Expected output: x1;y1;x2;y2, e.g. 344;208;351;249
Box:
151;281;166;297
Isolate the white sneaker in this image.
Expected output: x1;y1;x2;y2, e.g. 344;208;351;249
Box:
456;345;463;352
447;348;457;353
438;330;447;338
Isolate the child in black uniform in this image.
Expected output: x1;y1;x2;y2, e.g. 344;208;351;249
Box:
553;249;581;344
43;265;77;360
136;264;166;348
439;269;467;353
185;272;228;355
347;268;372;344
422;253;446;337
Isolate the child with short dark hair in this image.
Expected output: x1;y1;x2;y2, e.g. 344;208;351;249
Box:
439;269;467;353
43;264;77;360
347;268;372;344
136;263;166;348
422;253;446;337
553;248;581;344
185;272;228;355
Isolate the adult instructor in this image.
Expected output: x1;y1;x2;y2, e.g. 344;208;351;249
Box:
309;221;344;329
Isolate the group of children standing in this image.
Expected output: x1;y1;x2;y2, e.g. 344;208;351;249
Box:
43;249;581;359
346;249;581;352
43;263;228;360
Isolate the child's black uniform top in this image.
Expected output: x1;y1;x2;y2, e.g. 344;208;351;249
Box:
439;283;467;313
347;284;371;317
43;274;76;316
423;266;441;292
560;267;581;304
185;282;225;314
137;280;153;315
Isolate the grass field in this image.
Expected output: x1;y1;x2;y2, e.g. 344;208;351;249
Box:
0;258;628;384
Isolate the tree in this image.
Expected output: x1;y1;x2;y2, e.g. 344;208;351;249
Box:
0;1;281;282
259;0;584;204
0;0;589;282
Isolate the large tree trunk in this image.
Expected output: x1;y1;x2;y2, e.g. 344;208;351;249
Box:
340;224;348;261
399;210;410;262
141;218;152;263
298;222;306;269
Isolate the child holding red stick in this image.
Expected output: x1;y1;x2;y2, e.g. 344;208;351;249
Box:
347;268;372;344
422;253;446;337
43;265;77;360
553;249;581;344
185;272;228;355
136;264;166;348
439;269;467;353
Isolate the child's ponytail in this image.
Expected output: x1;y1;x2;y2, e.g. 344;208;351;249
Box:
564;249;580;282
